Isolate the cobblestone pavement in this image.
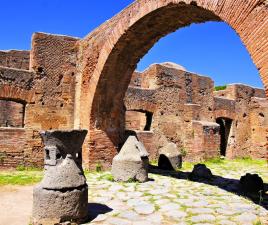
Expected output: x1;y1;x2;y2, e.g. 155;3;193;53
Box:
0;160;267;225
83;169;268;225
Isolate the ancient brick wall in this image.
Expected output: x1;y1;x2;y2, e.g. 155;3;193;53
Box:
0;63;37;167
0;50;30;70
125;111;147;131
0;128;26;167
0;100;25;128
125;63;220;161
213;84;268;159
124;63;268;162
0;33;80;168
192;121;220;161
249;97;268;159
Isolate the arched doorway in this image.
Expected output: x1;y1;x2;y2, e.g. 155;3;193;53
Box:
76;0;268;168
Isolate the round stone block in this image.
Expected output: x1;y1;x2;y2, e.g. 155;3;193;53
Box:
32;184;88;225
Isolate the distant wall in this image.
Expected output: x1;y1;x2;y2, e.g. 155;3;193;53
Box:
0;50;30;70
0;128;26;167
0;100;25;128
125;64;268;162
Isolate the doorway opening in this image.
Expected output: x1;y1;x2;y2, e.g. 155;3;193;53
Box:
125;110;153;131
216;117;233;156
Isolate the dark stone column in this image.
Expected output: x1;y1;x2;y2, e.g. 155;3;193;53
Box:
32;130;88;225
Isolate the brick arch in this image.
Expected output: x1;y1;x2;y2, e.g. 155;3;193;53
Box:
214;111;235;121
0;84;35;103
125;101;157;114
78;0;268;168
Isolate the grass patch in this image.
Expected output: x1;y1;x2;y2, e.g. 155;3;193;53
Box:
232;157;266;165
149;159;158;166
180;161;194;171
97;173;114;182
0;170;43;186
203;157;225;164
15;165;42;172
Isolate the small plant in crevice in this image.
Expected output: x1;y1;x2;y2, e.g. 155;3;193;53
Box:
180;147;187;157
155;204;160;211
95;162;103;172
253;220;263;225
191;130;195;138
126;178;138;183
16;164;26;171
0;152;6;165
149;159;158;166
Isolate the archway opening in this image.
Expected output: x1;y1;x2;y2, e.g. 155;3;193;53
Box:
83;0;268;168
216;117;233;157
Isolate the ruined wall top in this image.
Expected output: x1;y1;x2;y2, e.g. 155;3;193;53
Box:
0;50;30;70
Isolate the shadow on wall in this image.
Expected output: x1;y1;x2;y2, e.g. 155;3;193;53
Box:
149;165;268;210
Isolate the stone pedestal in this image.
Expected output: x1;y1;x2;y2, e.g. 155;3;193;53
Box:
112;136;149;182
158;142;182;170
32;130;88;225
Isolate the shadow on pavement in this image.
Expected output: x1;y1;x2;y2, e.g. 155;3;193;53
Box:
85;203;113;223
149;164;268;210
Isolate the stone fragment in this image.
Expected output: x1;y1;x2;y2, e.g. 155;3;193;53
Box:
112;136;149;182
189;164;213;180
158;142;182;170
32;130;88;225
239;173;264;193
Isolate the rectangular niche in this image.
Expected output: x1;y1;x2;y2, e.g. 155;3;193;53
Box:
0;99;25;128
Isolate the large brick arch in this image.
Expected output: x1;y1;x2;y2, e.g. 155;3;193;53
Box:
77;0;268;168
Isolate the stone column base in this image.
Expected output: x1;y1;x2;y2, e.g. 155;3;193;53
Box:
32;184;88;225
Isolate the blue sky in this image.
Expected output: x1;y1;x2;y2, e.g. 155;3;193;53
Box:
0;0;263;88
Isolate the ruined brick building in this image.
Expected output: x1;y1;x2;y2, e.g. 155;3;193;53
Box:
124;62;268;162
0;0;267;169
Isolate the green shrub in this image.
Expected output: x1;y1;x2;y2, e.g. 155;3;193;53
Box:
214;85;227;91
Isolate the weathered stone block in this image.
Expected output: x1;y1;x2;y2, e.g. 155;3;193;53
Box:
158;142;182;170
112;136;149;182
